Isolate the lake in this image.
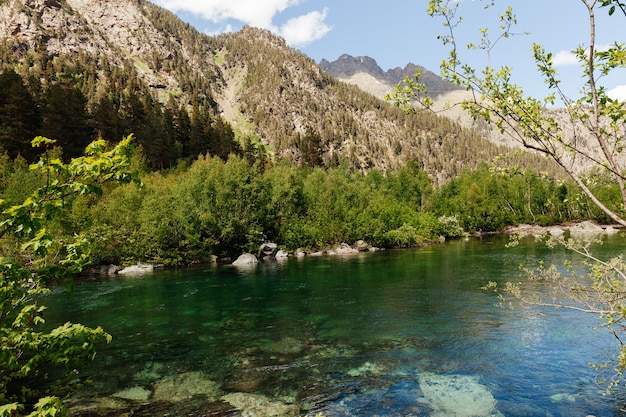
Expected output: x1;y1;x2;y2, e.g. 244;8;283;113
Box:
44;234;626;416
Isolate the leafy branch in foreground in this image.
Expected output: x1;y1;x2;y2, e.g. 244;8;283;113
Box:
0;135;137;416
390;0;626;226
388;0;626;390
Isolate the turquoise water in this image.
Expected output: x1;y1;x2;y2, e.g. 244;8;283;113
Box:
44;234;626;416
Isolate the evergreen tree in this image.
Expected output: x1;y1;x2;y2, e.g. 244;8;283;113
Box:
0;70;41;160
41;82;93;159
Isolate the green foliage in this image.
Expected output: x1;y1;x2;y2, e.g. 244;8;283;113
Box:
0;136;136;414
66;154;610;263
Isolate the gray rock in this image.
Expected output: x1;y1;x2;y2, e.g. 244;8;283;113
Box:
548;227;565;237
258;242;279;259
117;263;154;276
355;240;370;251
232;253;259;266
570;221;604;239
334;243;358;255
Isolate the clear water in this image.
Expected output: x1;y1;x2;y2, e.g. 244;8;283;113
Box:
44;234;626;416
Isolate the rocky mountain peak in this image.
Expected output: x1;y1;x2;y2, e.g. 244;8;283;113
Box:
320;54;459;98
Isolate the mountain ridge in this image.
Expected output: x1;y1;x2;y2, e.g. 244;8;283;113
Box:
0;0;558;182
319;54;459;97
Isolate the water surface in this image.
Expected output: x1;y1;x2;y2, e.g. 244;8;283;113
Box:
45;234;626;416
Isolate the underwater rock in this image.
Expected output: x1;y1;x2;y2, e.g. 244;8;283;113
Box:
347;361;384;377
65;397;127;415
112;386;151;401
134;361;164;382
221;392;300;417
264;337;305;355
417;372;504;417
153;371;221;402
550;392;579;403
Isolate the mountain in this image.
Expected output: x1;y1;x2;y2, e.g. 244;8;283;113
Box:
318;54;521;148
320;54;459;99
0;0;558;183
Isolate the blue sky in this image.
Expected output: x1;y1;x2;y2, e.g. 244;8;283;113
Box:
153;0;626;101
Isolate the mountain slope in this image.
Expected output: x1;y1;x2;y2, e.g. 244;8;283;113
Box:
0;0;558;182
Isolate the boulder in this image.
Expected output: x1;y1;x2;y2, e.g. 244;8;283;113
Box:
334;243;358;255
275;250;289;258
355;240;370;251
258;242;279;259
569;221;604;239
117;263;154;276
232;253;259;266
548;227;565;237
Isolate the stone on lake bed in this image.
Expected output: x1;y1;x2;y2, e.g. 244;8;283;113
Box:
417;372;504;417
111;386;151;401
347;361;384;377
152;371;221;402
221;392;300;417
550;392;579;403
263;337;305;355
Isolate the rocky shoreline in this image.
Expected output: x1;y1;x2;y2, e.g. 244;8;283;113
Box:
100;221;622;277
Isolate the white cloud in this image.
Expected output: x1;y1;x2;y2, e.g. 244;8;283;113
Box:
154;0;299;29
153;0;332;46
279;8;332;46
553;50;578;67
553;44;612;67
608;85;626;102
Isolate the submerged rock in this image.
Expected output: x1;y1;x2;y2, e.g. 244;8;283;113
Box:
112;386;151;401
347;361;384;377
550;392;579;403
417;372;503;417
221;392;299;417
153;371;221;402
263;337;305;355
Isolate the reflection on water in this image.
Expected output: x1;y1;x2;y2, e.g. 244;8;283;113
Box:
44;234;626;416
